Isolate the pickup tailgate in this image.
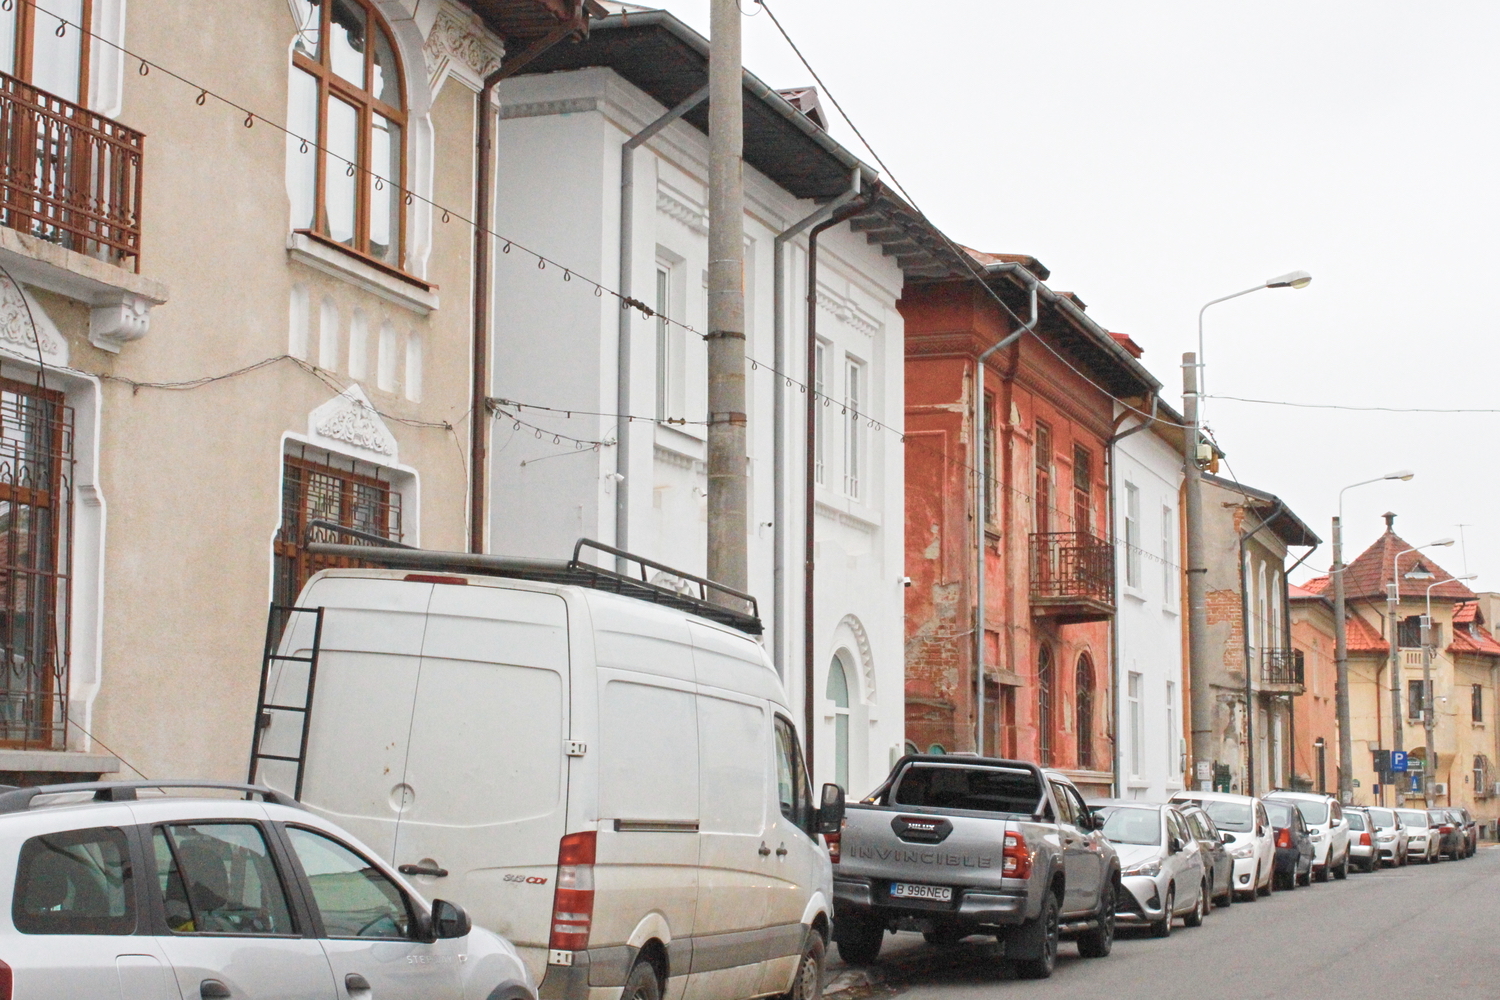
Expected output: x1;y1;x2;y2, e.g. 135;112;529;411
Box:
839;803;1026;887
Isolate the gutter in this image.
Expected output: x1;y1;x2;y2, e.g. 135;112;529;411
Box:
1239;499;1285;794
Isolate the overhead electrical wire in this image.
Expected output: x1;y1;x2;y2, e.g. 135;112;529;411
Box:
1209;394;1500;415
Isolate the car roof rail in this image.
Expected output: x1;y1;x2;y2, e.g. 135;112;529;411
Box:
0;780;303;815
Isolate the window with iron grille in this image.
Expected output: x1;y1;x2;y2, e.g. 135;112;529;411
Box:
273;450;402;608
1075;654;1094;771
1473;684;1484;724
1397;615;1423;649
0;377;73;750
1037;644;1054;766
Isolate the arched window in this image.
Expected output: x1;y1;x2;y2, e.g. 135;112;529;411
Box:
1037;645;1054;766
827;654;851;791
0;0;91;103
288;0;407;267
1076;654;1094;770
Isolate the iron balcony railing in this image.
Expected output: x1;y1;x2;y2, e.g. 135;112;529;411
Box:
1029;531;1115;608
0;70;144;270
1263;649;1304;687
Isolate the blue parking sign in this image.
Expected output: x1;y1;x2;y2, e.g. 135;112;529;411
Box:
1391;750;1408;773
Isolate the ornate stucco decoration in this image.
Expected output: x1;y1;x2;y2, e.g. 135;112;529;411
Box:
424;0;505;96
816;287;881;337
0;276;68;366
657;184;710;236
837;613;877;702
308;383;398;461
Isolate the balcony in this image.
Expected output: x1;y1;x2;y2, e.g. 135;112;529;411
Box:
0;70;143;271
1029;531;1115;624
1262;649;1305;694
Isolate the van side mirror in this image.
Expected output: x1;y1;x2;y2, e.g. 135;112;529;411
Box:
1221;831;1234;844
816;783;845;835
431;899;471;940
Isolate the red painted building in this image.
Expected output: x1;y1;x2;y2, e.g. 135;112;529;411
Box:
901;250;1159;796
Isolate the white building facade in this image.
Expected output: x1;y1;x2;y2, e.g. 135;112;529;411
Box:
1112;402;1187;800
486;11;911;796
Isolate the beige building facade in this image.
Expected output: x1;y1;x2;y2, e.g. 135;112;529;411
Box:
0;0;595;785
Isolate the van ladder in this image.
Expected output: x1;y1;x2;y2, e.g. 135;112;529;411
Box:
246;605;325;800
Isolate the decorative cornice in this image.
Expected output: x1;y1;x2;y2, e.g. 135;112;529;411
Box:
499;97;599;120
815;499;878;534
653;444;696;471
308;384;399;461
423;0;504;95
817;287;881;337
657;184;709;236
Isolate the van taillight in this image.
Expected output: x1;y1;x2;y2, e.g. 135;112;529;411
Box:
1360;831;1371;847
549;831;597;951
826;831;841;864
1002;831;1031;879
1276;828;1292;849
0;958;11;1000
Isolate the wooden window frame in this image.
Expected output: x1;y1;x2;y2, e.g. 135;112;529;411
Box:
4;0;93;100
274;451;402;608
291;0;408;270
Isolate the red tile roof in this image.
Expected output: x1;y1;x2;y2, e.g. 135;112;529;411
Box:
1448;604;1500;657
959;246;1052;281
1110;332;1144;358
1337;529;1475;602
1345;612;1389;654
1294;577;1330;597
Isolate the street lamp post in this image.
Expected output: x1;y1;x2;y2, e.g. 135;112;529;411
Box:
1331;471;1414;804
1185;270;1312;790
1387;537;1455;803
1422;573;1477;804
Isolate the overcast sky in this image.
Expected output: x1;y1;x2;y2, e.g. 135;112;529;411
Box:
647;0;1500;587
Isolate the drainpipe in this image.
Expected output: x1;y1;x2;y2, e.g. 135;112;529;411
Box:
470;21;582;554
974;267;1039;755
1239;499;1285;794
614;85;709;568
1107;397;1158;795
803;191;873;775
772;169;861;678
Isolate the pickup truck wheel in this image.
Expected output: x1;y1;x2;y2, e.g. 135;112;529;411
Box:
778;931;824;1000
1150;886;1174;938
1011;892;1060;979
1075;880;1114;958
832;917;884;966
622;960;661;1000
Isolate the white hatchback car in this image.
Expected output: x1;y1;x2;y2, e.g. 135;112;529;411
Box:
1264;791;1351;881
1169;791;1275;901
1397;808;1440;862
0;780;536;1000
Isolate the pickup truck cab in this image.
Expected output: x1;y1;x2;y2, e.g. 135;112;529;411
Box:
830;756;1119;980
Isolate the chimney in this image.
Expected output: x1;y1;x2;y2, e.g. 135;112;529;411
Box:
1383;511;1396;531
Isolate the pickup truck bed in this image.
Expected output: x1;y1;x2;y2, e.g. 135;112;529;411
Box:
830;756;1120;979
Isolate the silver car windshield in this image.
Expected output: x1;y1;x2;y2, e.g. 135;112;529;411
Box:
1346;813;1366;831
1397;810;1429;827
1368;808;1396;828
1291;800;1329;825
1098;806;1161;846
1199;801;1252;832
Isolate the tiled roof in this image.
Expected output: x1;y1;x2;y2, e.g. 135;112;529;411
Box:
1448;604;1500;657
1110;332;1144;358
960;246;1051;281
1345;613;1389;654
1293;577;1330;597
1337;528;1475;603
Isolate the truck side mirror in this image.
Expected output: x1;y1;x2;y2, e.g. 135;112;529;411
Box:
816;783;845;835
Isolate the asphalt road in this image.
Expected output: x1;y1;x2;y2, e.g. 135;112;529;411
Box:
825;845;1500;999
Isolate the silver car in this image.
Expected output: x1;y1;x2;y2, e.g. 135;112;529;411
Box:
1089;800;1208;938
1365;806;1409;867
1346;808;1376;872
1397;807;1440;862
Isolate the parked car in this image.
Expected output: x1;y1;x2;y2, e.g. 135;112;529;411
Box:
1177;803;1236;907
834;756;1120;978
1365;807;1408;867
1264;791;1351;881
0;779;536;1000
260;562;842;1000
1430;809;1465;860
1088;801;1208;937
1448;808;1478;857
1263;799;1315;889
1345;808;1376;872
1397;808;1439;862
1169;791;1275;901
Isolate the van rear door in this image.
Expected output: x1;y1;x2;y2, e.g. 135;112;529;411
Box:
289;576;434;861
389;583;570;953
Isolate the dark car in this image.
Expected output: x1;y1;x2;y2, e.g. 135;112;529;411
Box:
1178;803;1235;907
1448;808;1478;857
1264;799;1315;889
1430;809;1465;860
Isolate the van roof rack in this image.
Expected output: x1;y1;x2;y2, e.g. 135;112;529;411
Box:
0;780;301;814
305;525;762;635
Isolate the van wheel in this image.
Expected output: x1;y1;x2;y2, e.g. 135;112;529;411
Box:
779;932;825;1000
833;916;884;966
622;960;661;1000
1012;892;1060;979
1076;879;1115;958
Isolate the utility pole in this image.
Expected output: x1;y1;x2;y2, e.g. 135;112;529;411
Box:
1332;516;1353;804
1421;615;1436;802
1183;353;1213;790
706;0;748;599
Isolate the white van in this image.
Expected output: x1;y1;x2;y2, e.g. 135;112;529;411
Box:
250;548;842;1000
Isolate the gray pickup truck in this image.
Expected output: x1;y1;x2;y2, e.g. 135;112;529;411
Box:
831;755;1120;978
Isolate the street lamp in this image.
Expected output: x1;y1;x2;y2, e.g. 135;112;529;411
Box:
1331;471;1414;803
1387;537;1456;803
1419;573;1478;805
1185;269;1313;790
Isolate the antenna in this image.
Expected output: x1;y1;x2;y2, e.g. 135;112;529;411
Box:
1457;524;1472;577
